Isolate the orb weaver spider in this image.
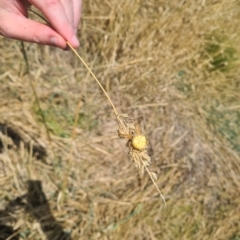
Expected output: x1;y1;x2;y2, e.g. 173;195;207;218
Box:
117;117;147;152
116;114;166;207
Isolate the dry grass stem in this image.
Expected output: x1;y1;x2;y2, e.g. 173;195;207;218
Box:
67;42;166;206
66;42;119;116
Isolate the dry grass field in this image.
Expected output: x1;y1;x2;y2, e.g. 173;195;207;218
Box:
0;0;240;239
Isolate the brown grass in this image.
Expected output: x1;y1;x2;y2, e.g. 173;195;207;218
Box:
1;0;240;239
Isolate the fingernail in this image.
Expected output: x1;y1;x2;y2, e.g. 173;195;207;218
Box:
50;37;59;46
72;35;79;47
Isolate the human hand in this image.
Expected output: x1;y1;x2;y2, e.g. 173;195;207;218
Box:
0;0;82;49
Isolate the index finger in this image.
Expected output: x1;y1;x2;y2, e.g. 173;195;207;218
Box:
29;0;79;47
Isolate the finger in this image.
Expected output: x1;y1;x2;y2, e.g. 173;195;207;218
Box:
60;0;74;27
0;0;28;16
0;12;67;49
21;0;32;9
72;0;82;33
29;0;79;48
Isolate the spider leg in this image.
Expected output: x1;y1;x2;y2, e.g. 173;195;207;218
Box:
118;132;133;140
134;123;141;135
126;139;132;149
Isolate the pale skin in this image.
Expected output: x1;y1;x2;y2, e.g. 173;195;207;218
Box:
0;0;82;49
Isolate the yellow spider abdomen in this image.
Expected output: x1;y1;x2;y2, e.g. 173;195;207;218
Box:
132;135;147;151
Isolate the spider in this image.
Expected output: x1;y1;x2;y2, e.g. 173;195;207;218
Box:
117;121;147;151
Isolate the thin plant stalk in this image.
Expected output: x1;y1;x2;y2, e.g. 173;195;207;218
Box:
67;42;166;207
66;42;119;117
27;8;165;206
143;161;166;207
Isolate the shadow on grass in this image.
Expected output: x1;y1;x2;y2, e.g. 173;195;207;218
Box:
26;180;71;240
0;180;71;240
0;196;24;240
0;123;47;160
0;225;19;240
